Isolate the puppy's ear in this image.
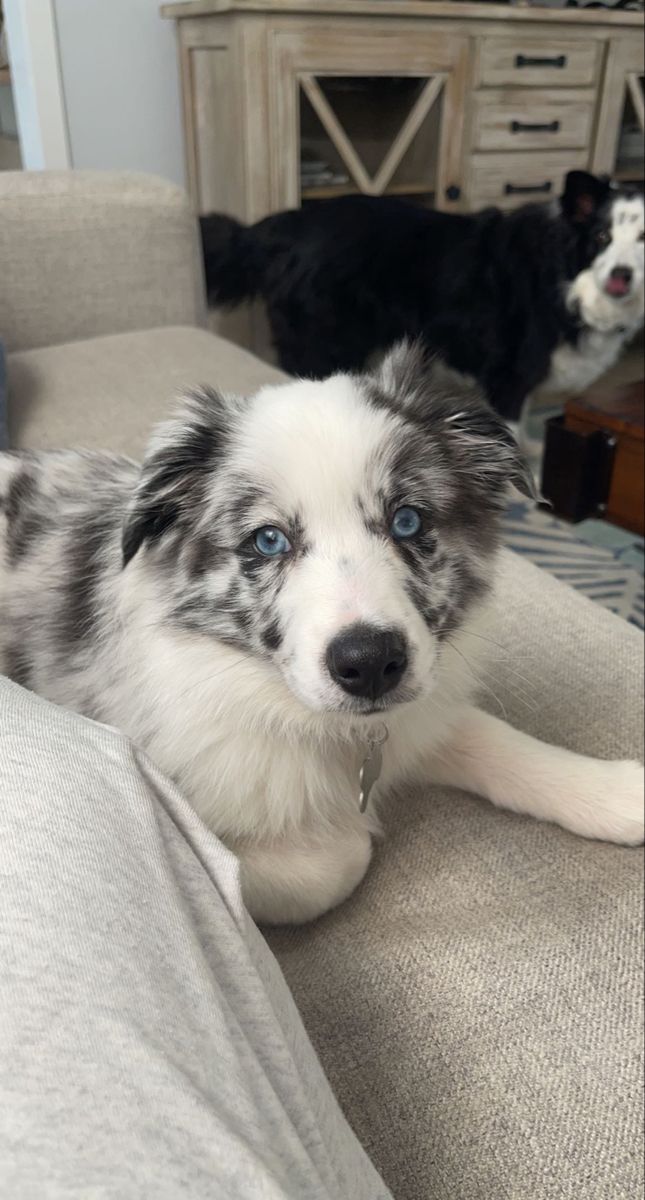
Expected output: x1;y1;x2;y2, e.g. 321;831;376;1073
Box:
374;341;536;501
374;338;434;404
122;387;231;566
561;170;611;225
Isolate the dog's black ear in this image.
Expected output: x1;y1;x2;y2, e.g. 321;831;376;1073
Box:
561;170;611;225
374;341;536;501
122;388;230;567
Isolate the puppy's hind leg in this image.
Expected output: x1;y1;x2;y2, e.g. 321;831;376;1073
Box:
235;828;373;926
425;707;644;845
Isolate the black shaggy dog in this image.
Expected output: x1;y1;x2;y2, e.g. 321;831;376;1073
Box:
201;171;645;421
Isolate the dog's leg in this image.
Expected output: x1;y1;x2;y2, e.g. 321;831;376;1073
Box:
426;707;644;844
235;828;373;926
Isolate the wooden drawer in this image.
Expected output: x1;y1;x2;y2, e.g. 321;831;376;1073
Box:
468;151;589;210
478;37;601;88
472;89;595;151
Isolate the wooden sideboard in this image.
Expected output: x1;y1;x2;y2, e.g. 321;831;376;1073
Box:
162;0;644;223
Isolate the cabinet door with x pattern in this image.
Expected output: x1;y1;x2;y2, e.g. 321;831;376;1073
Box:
592;37;644;183
266;19;471;214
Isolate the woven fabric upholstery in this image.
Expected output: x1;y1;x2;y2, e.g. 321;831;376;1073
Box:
0;171;206;353
6;325;287;457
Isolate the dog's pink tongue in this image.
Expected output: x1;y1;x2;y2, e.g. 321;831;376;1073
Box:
605;276;630;297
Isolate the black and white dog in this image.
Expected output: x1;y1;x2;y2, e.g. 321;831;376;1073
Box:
202;172;644;421
1;347;643;925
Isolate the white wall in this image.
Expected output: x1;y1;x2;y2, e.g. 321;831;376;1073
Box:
53;0;186;186
4;0;70;168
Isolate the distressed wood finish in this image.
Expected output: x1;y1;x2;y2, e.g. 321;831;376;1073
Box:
296;72;447;199
370;75;446;197
298;74;375;197
476;36;601;89
472;89;595;152
591;38;645;176
163;1;642;27
626;73;644;133
266;21;470;213
468;149;589;210
166;1;643;215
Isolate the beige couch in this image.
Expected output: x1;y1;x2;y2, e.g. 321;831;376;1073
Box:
0;170;285;456
1;170;643;1200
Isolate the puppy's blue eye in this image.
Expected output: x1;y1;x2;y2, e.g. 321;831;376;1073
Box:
253;526;292;557
391;506;422;540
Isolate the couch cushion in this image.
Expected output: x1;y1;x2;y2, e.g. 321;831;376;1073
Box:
0;171;206;353
7;326;287;457
0;339;7;450
266;550;644;1200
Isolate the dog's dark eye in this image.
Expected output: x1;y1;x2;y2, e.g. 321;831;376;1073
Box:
639;231;644;242
390;506;422;540
596;229;611;246
253;526;292;557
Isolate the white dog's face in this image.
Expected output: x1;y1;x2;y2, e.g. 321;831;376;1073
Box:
219;375;448;713
588;194;645;305
123;347;532;715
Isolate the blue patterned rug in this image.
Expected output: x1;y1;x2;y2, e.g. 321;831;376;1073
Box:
502;500;644;630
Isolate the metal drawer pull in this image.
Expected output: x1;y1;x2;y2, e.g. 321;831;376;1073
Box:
515;54;567;69
511;119;561;134
504;181;553;195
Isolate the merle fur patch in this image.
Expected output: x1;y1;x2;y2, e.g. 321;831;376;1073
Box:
122;387;233;566
57;511;116;651
5;468;46;566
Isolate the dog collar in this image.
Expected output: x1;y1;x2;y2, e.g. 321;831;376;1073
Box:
359;723;389;812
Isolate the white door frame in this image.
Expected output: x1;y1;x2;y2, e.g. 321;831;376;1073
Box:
3;0;70;168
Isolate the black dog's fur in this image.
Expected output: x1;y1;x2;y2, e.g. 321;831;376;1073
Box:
201;172;611;420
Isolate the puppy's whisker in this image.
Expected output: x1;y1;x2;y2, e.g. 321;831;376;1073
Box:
445;638;508;721
478;671;539;716
476;658;538;697
453;631;540;692
456;627;538;661
453;645;539;713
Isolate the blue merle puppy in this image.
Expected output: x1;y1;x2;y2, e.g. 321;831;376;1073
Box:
1;345;643;924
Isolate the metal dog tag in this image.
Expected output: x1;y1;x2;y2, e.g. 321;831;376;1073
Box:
358;725;389;813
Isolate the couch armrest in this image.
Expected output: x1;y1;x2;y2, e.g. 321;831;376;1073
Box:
0;171;207;352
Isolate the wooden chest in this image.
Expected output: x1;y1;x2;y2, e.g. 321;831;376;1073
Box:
541;380;644;535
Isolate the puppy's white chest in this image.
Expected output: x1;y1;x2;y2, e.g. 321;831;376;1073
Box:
543;329;624;396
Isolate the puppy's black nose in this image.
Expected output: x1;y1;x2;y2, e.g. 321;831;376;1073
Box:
610;266;633;284
326;624;408;700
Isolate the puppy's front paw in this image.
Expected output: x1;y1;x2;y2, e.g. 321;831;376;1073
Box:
576;759;644;845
